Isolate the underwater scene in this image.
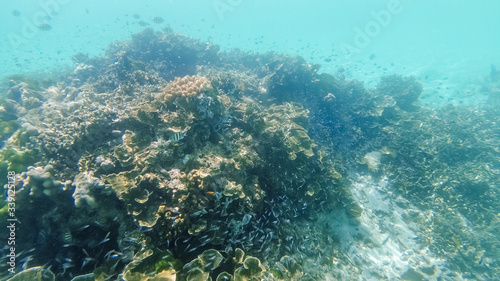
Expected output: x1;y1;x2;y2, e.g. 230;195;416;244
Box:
1;0;500;280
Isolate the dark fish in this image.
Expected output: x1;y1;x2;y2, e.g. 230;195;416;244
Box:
63;231;72;243
491;64;500;82
162;25;173;33
37;230;47;245
133;14;140;19
336;72;345;81
169;131;186;142
139;225;152;232
12;10;21;17
38;23;52;31
152;16;164;24
138;20;149;27
382;235;390;245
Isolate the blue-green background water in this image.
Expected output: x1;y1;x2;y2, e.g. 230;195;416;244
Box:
1;0;500;106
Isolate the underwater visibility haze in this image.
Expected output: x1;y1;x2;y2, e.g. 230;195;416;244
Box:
0;1;500;280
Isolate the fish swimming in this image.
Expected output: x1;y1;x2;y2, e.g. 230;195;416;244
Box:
38;23;53;31
169;131;186;142
152;16;165;24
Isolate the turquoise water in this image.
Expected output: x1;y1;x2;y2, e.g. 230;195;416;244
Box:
2;1;500;104
1;1;500;280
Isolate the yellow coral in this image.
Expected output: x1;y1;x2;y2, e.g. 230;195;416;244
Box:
160;75;212;102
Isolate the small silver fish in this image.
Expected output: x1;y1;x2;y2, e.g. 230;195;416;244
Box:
123;237;137;243
242;214;251;224
81;257;96;270
61;261;74;275
20;255;33;270
98;233;110;246
77;225;90;232
104;250;122;261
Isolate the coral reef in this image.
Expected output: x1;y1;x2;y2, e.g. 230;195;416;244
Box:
1;28;499;281
313;71;500;279
1;29;349;280
0;99;19;146
160;75;213;102
375;75;423;111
